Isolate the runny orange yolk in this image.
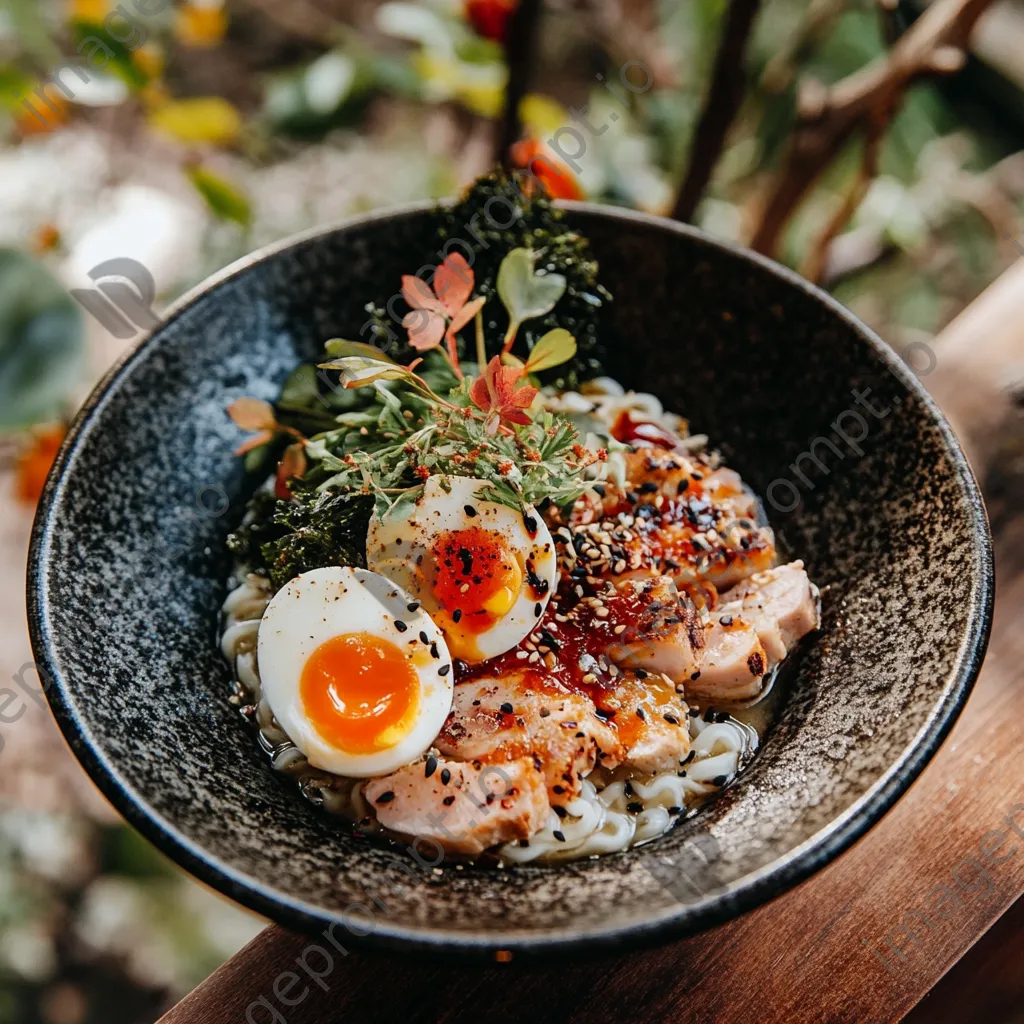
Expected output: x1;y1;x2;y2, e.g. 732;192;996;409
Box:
431;526;522;633
299;633;419;754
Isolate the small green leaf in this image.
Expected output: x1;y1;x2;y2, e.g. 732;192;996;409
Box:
524;328;576;374
318;355;411;388
323;338;397;363
186;165;251;226
496;248;566;327
0;248;84;430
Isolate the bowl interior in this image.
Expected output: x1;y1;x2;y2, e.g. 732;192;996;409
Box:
28;205;992;956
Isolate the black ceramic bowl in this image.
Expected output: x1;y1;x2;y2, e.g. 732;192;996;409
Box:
27;203;993;959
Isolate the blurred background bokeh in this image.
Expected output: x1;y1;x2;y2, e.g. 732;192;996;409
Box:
1;0;1023;1020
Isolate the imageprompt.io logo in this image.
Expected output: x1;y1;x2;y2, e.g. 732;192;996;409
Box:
70;258;160;339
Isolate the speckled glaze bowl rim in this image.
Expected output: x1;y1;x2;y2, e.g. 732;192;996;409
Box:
27;201;994;960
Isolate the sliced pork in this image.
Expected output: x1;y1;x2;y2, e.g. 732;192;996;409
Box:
363;755;549;857
435;673;621;805
688;561;820;702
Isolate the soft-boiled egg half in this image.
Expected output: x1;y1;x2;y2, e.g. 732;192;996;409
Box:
257;566;454;777
366;475;558;663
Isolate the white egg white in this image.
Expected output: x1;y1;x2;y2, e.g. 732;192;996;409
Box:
256;566;453;778
365;475;558;663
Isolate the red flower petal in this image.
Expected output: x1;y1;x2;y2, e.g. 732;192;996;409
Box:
402;274;444;313
404;309;446;351
469;372;492;412
434;253;474;317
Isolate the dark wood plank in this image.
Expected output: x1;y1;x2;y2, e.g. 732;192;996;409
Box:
906;897;1024;1023
158;535;1024;1024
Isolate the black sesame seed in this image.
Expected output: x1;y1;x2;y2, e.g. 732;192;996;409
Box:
464;504;478;517
439;664;451;676
626;491;639;503
634;669;648;679
424;756;438;778
452;609;463;623
552;830;566;842
534;602;542;617
523;514;537;534
636;707;647;720
626;801;644;814
552;785;565;794
593;484;606;497
407;602;420;612
668;805;683;814
430;642;440;659
500;702;514;714
443;795;455;806
375;791;395;804
690;669;702;680
639;481;659;494
419;631;429;644
553;805;567;818
676;479;690;494
623;780;634;796
440;768;451;785
663;713;680;725
394;620;408;632
712;775;729;787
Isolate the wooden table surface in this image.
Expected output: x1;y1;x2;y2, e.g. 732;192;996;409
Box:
158;269;1024;1024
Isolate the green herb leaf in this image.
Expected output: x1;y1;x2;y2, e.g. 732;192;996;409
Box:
186;165;252;226
318;355;411;386
324;338;397;363
497;248;566;331
524;328;576;374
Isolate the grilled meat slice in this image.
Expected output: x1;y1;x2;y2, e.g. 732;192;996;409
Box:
689;561;819;702
363;756;549;857
435;674;621;806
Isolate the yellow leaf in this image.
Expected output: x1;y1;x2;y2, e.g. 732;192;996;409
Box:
175;2;229;48
228;397;276;431
133;43;165;81
67;0;110;19
519;93;570;137
148;96;241;145
524;328;577;374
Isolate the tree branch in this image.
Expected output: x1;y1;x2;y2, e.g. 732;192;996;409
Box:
671;0;762;223
749;0;995;258
497;0;544;168
800;113;884;283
